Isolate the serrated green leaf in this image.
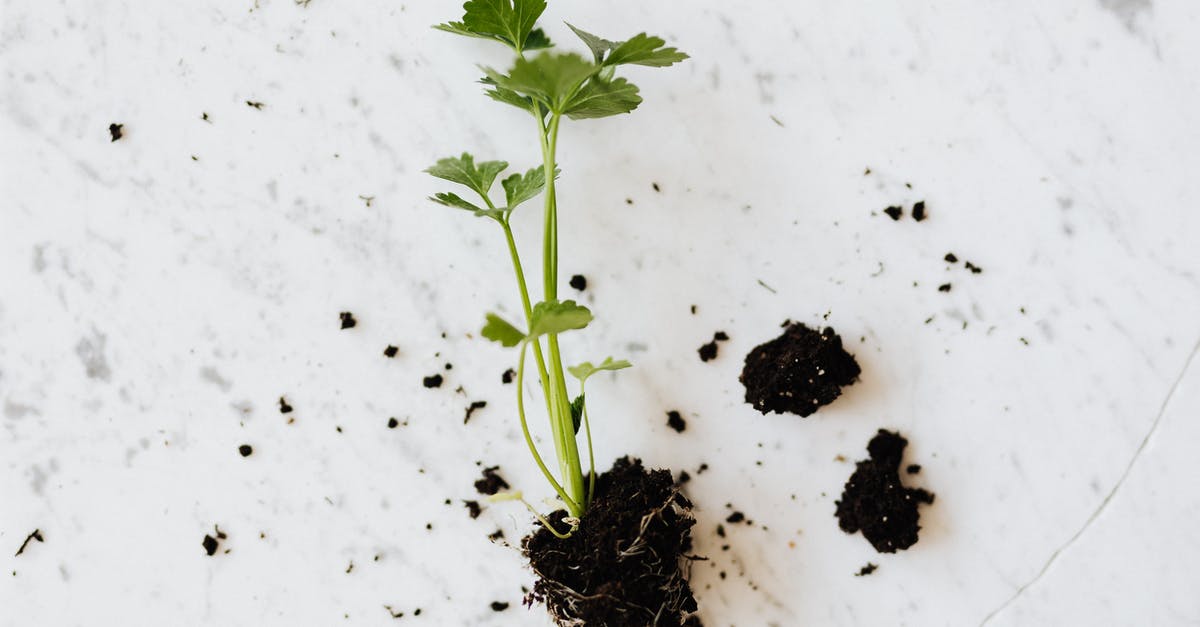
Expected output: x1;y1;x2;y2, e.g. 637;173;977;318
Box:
528;300;592;338
433;21;509;45
485;53;598;112
425;153;508;198
563;77;642;120
429;192;506;219
524;28;553;50
481;313;525;347
501;166;546;210
570;394;585;434
566;23;617;64
458;0;548;52
480;77;537;113
568;357;632;382
604;32;688;67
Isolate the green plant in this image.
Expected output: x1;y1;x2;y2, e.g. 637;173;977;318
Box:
426;0;686;528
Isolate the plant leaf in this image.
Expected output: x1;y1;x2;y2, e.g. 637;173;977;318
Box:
481;313;525;347
570;394;585;434
486;53;598;112
480;77;538;113
565;23;617;64
528;300;592;338
568;357;632;382
433;21;509;45
563;77;641;120
425;153;508;198
524;28;553;51
604;32;688;67
450;0;547;52
502;166;547;210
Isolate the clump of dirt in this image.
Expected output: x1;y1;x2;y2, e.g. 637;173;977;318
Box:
666;410;687;433
524;457;698;627
855;563;878;577
108;123;123;142
238;444;253;457
740;323;861;417
569;274;587;291
697;331;729;362
835;429;934;553
423;374;444;388
475;466;510;496
383;345;399;358
339;312;357;329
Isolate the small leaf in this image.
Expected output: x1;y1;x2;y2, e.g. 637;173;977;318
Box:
568;357;632;382
425;153;508;198
528;300;592;338
566;23;617;64
430;192;505;220
604;33;688;67
482;313;525;347
564;77;642;120
458;0;548;51
502;166;547;210
486;53;598;112
524;28;553;50
570;394;585;434
481;77;538;113
433;21;508;45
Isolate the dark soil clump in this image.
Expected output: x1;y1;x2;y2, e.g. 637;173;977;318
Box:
856;562;878;576
463;400;487;424
108;123;123;142
524;457;698;626
569;274;587;291
740;323;861;417
666;410;687;433
502;368;515;384
464;500;482;519
238;444;253;457
883;205;902;220
339;312;356;329
912;201;927;221
835;429;934;553
423;374;444;388
383;345;399;358
475;466;509;496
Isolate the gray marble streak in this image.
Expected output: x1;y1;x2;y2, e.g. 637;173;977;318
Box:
2;0;1200;625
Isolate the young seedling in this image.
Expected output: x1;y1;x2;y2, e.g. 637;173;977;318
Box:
427;0;686;525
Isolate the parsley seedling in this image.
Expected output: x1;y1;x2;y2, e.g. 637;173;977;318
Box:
427;0;686;524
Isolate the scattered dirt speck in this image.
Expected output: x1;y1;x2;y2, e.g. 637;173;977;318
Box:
501;368;515;384
463;400;487;424
490;601;509;612
944;253;958;263
475;466;510;496
835;429;934;553
339;312;357;329
423;374;444;388
383;345;399;358
387;417;399;429
279;397;293;414
464;500;482;519
883;206;902;220
238;444;253;457
912;201;927;221
666;410;687;433
108;123;123;142
855;563;878;577
569;274;587;291
938;283;952;293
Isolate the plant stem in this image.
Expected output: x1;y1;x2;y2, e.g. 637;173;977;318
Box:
516;342;578;513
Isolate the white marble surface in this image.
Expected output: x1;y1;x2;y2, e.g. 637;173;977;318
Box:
3;0;1200;625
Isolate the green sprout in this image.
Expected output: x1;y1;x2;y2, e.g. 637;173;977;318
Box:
426;0;686;521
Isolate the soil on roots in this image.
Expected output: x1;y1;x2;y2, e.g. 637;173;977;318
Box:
523;457;699;626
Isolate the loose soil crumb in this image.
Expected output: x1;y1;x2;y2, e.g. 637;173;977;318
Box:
202;534;219;556
524;457;698;627
464;500;482;519
383;345;399;358
569;274;587;291
502;368;515;384
387;417;399;429
488;529;505;542
491;601;509;612
740;323;861;417
238;444;253;457
944;253;958;263
697;331;729;362
423;374;444;388
339;312;356;329
108;123;123;142
725;511;745;524
835;429;934;553
906;464;921;475
666;410;687;433
938;283;952;293
463;400;487;424
677;470;691;484
965;261;983;274
475;466;510;496
912;201;927;221
246;100;264;109
279;396;293;414
883;205;903;220
855;563;878;577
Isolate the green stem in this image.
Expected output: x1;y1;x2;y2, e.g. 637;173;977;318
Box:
515;342;578;513
579;382;596;509
501;221;552;403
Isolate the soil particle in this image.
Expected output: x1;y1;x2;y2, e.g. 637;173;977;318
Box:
246;100;264;109
883;205;903;220
524;457;697;627
964;261;983;274
944;253;958;263
912;201;927;221
474;466;510;496
725;511;745;524
569;274;587;291
108;123;123;142
740;323;861;417
238;444;253;457
697;331;729;363
423;374;444;388
383;345;399;358
488;529;505;542
835;429;934;553
279;396;293;414
855;563;878;577
387;417;399;429
202;534;219;556
463;400;487;424
464;500;482;519
15;530;43;556
652;182;661;192
502;368;515;384
938;283;952;293
490;601;509;612
339;312;357;329
666;410;687;433
906;464;921;475
677;470;691;484
715;524;726;538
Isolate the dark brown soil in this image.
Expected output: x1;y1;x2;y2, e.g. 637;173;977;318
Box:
339;312;356;329
569;274;587;291
855;563;878;577
383;345;399;358
740;323;861;417
278;396;293;414
666;410;687;433
883;205;902;220
463;400;487;424
108;123;123;142
238;444;253;457
423;374;444;388
912;201;927;221
835;429;934;553
474;466;509;496
523;457;698;627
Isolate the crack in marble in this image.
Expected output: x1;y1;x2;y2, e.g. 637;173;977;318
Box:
978;335;1200;626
